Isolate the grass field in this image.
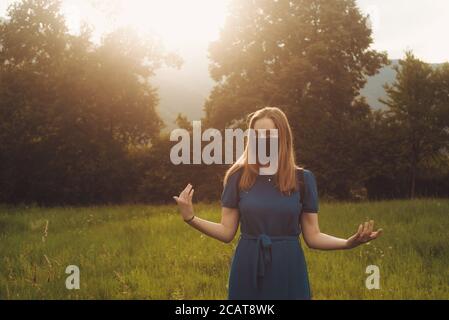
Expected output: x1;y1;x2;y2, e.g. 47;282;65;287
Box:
0;199;448;300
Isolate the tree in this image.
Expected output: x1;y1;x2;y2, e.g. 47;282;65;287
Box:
380;51;449;199
0;0;180;204
204;0;388;198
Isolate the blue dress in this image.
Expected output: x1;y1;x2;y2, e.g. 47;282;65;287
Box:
221;167;319;300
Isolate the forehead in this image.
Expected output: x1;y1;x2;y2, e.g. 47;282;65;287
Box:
254;117;276;130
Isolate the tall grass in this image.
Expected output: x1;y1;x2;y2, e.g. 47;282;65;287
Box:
0;199;448;299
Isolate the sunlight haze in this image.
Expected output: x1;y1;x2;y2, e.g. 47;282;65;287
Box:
1;0;448;63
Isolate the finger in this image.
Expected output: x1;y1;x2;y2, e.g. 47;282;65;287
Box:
368;220;374;235
356;224;363;238
361;221;371;241
173;196;179;203
180;184;191;200
186;185;193;200
189;188;195;199
371;228;383;239
361;221;368;238
359;222;368;242
179;186;187;199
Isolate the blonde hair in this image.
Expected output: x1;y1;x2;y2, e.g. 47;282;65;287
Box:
223;107;301;195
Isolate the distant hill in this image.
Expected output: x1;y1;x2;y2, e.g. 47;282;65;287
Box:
360;60;399;109
151;58;441;132
360;59;443;110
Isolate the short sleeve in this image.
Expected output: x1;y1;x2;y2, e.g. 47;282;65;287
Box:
220;169;242;209
302;169;319;213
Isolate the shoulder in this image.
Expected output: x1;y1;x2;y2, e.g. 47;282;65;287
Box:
304;169;314;177
224;166;244;185
303;169;318;188
230;166;244;178
295;166;316;180
295;166;310;174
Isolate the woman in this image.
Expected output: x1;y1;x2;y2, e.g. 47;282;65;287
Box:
173;107;383;300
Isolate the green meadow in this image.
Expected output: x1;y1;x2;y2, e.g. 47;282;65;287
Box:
0;199;448;300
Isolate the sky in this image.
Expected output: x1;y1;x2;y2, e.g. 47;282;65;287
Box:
357;0;449;63
0;0;448;63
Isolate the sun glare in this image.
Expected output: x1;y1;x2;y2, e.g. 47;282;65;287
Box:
62;0;229;50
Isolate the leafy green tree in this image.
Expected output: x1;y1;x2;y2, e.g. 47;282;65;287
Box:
204;0;388;198
0;0;180;204
380;51;449;199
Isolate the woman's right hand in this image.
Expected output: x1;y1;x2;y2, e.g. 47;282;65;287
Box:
173;183;195;221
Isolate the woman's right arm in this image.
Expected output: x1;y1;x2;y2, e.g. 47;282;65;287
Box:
173;183;240;244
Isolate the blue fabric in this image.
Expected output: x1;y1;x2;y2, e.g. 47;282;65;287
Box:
221;167;319;300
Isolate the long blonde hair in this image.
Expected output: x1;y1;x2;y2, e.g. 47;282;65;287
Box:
223;107;300;195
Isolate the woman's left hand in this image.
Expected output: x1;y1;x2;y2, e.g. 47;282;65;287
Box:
346;220;383;249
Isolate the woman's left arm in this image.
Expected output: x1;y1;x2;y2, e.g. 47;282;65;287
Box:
300;212;383;250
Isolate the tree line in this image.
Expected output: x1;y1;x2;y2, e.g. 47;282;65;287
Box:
0;0;448;206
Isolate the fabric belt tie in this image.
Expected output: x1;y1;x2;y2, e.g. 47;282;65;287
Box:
240;233;299;290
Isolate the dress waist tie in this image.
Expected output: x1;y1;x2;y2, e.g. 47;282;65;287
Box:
240;233;299;290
